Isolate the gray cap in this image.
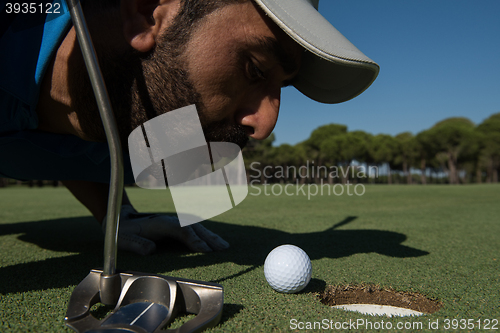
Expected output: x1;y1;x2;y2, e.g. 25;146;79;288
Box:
253;0;379;104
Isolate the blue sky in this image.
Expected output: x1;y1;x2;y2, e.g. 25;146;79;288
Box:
273;1;500;146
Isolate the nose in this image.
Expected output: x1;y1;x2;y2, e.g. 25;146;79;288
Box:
236;87;281;140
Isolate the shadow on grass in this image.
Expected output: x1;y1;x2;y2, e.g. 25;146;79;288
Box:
217;303;245;326
301;278;327;294
0;216;429;294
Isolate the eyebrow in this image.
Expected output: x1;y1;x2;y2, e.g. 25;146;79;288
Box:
251;36;301;86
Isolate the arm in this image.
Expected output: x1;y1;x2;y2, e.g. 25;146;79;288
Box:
62;180;229;255
62;180;132;223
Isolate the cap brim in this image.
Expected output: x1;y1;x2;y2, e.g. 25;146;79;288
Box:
253;0;379;104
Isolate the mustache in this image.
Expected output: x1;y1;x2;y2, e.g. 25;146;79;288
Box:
202;119;249;150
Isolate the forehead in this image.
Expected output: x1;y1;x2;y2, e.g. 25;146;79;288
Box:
185;1;302;66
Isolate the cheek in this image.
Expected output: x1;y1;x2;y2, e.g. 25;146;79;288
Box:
193;63;244;121
185;40;246;123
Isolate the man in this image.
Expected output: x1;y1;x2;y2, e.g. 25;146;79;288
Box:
0;0;379;255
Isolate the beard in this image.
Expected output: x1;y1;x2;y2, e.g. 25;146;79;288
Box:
70;11;249;150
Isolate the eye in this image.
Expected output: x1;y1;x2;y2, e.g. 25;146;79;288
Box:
247;60;267;82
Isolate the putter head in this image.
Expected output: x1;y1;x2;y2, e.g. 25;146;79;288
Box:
65;269;223;333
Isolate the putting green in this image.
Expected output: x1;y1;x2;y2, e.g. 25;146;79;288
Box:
0;184;499;332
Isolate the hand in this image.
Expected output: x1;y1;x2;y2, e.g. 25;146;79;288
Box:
102;205;230;255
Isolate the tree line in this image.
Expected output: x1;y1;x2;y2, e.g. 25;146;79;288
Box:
1;113;498;187
243;113;500;185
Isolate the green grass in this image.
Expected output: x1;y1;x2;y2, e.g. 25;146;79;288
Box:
1;184;499;332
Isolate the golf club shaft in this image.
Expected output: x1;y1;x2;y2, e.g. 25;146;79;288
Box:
65;0;123;302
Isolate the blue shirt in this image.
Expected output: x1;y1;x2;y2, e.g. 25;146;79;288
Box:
0;0;134;183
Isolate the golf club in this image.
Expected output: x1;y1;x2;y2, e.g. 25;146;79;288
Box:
63;1;224;331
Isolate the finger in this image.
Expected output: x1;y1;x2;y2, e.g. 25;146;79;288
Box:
191;224;230;251
137;214;181;241
173;226;213;253
126;214;220;253
117;232;156;256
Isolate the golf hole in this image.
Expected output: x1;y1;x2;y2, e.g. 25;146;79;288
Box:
319;285;441;317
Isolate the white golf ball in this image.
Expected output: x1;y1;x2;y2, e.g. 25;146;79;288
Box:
264;244;312;293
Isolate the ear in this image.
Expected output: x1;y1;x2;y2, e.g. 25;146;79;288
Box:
121;0;181;53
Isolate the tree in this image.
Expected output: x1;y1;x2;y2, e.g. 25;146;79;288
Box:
293;142;310;184
243;133;276;183
349;130;373;164
394;132;418;184
352;131;375;183
306;124;347;183
320;131;370;183
415;129;437;184
476;113;500;183
367;134;399;184
273;144;296;183
306;124;348;151
319;135;343;183
425;117;475;184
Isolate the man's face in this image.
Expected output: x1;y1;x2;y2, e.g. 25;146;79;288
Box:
75;0;302;148
181;1;302;143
